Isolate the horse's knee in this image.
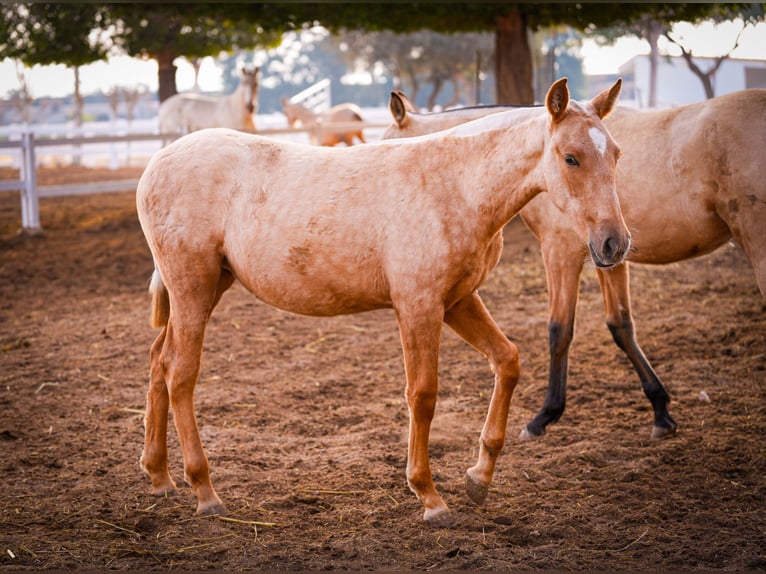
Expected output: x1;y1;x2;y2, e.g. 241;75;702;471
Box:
405;387;438;421
549;320;574;357
606;319;634;352
492;338;520;386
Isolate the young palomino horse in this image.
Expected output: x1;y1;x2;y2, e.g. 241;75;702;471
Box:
384;88;766;441
136;78;629;524
158;66;259;134
280;97;366;146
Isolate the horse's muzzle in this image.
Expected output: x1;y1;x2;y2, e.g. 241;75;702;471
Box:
589;233;631;269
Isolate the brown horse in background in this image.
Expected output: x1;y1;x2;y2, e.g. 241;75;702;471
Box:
280;98;366;146
136;79;628;524
385;88;766;440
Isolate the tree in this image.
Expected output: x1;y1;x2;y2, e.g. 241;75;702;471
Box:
106;4;284;102
278;4;668;105
586;3;764;106
330;29;493;109
0;3;110;125
664;5;764;99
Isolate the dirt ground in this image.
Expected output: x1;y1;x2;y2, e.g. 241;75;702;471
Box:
0;166;764;571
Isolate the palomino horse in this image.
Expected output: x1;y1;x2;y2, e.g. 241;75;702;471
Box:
280;97;366;146
158;66;259;134
136;78;629;524
384;88;766;441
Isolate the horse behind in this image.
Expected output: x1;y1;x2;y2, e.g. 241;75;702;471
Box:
384;87;766;441
158;65;259;134
136;78;629;524
280;97;366;146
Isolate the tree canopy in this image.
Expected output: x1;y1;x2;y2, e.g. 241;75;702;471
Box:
1;3;763;105
1;4;109;68
106;4;284;101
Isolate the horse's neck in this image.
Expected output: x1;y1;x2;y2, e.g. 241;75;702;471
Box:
227;83;251;119
458;116;547;232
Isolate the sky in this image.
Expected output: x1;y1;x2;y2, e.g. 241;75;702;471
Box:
0;18;764;100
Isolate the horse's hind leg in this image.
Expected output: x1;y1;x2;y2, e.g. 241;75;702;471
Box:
141;327;177;496
444;291;520;506
596;264;676;439
149;266;235;515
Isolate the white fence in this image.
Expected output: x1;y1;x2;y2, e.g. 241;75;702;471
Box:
0;109;391;232
289;78;332;114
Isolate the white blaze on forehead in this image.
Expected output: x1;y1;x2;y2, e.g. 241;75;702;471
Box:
589;127;607;157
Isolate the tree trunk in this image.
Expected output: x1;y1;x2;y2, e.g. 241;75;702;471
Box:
157;48;178;103
426;76;444;111
494;10;534;105
72;66;83;166
645;19;663;108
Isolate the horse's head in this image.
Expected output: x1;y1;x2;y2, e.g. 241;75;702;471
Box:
280;97;299;126
241;65;259;114
542;78;630;269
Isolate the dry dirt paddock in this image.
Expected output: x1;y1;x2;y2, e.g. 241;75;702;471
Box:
0;166;764;570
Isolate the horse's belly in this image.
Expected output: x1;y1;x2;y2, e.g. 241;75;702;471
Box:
231;261;392;317
624;201;732;264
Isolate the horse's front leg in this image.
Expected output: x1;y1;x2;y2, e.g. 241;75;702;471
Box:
596;264;677;439
394;304;450;524
140;327;177;496
444;291;519;506
521;243;584;440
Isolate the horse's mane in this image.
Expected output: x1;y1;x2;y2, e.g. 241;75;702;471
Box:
407;103;542;118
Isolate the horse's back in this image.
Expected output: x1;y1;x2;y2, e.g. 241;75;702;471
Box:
326;103;364;122
158;94;188;133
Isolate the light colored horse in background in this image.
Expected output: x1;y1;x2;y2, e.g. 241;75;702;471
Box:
384;88;766;441
158;66;259;134
136;78;629;524
280;97;366;146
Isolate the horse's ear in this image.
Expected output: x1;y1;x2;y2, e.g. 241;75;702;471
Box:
389;91;409;128
395;90;417;113
591;78;622;119
546;77;570;123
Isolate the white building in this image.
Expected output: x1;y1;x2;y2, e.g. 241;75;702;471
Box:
617;54;766;108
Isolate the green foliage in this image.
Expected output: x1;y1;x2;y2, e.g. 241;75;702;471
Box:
107;4;284;62
0;3;109;67
586;3;764;45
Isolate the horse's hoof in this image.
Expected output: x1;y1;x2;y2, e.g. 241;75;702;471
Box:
148;475;178;497
465;473;489;506
650;424;678;440
150;484;178;498
423;506;454;527
519;426;543;441
196;501;228;517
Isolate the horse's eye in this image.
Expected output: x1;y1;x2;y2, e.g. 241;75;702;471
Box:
565;154;579;167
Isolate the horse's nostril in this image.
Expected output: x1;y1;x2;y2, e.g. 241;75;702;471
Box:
604;236;618;259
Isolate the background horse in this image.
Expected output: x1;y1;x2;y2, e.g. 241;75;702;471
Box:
280;97;366;146
158;66;259;134
384;88;766;440
136;78;628;524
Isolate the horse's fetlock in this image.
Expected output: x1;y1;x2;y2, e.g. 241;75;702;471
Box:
481;437;504;459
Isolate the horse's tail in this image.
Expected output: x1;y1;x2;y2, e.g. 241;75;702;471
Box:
149;268;170;328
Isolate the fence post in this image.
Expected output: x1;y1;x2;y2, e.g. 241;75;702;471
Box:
20;132;41;232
